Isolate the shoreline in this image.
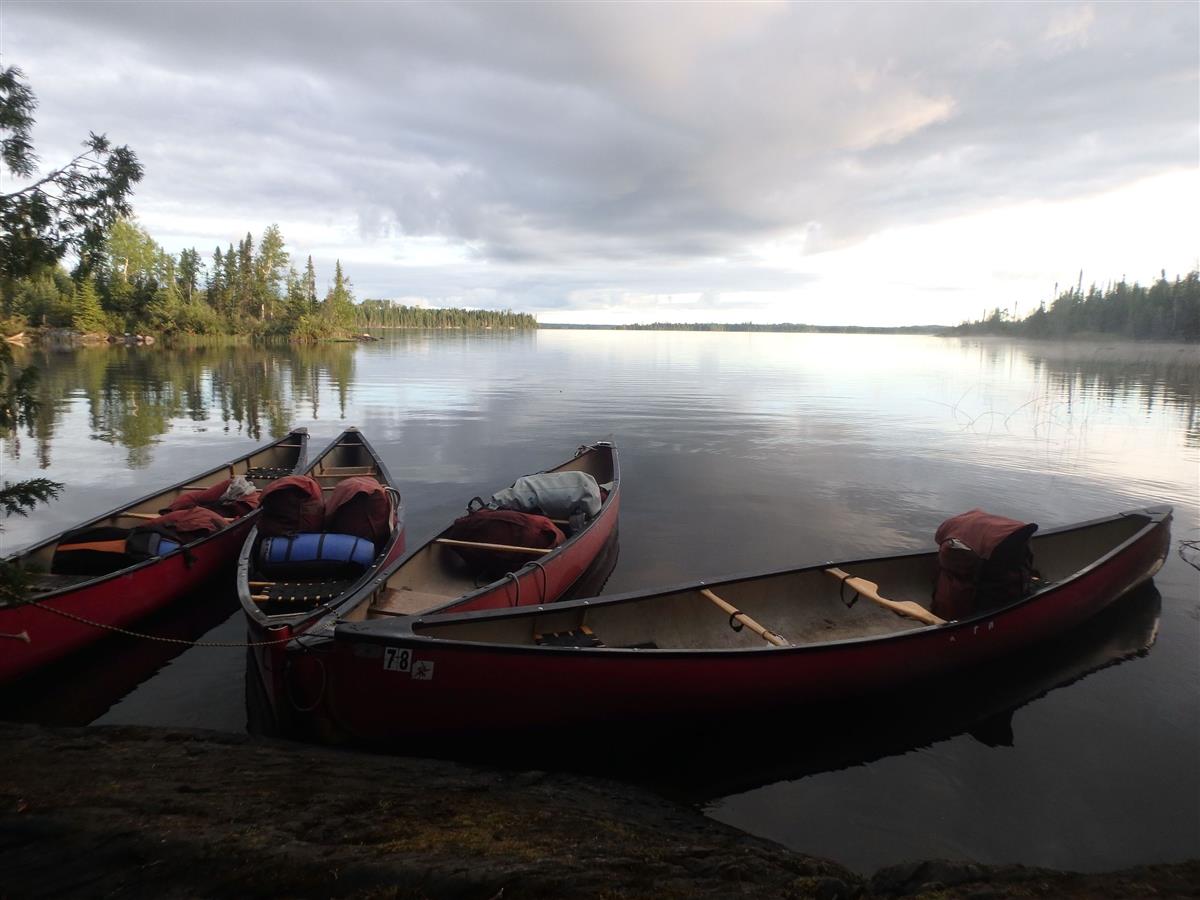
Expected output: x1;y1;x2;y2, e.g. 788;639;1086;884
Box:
3;721;1195;898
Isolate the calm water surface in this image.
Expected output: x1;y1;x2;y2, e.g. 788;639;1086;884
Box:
2;331;1197;874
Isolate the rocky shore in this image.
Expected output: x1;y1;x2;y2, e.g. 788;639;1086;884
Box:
1;722;1195;898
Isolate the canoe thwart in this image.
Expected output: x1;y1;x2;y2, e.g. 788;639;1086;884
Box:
699;588;789;647
534;625;605;648
824;568;946;626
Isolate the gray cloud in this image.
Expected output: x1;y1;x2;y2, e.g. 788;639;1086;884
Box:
3;0;1197;311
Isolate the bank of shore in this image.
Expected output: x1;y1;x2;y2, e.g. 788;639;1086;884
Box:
2;722;1195;898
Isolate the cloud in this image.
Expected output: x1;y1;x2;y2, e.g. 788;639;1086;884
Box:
3;0;1196;322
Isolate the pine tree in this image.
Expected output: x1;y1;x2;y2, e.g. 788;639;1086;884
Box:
71;276;106;334
322;259;355;327
207;246;224;310
254;224;288;320
178;248;201;302
304;255;317;306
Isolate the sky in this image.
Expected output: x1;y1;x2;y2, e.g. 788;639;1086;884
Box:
2;1;1197;326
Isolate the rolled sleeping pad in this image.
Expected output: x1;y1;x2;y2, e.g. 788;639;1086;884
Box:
258;532;376;579
125;531;182;560
51;526;135;575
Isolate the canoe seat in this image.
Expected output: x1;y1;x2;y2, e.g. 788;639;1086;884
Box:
245;465;295;481
534;625;605;648
252;580;358;606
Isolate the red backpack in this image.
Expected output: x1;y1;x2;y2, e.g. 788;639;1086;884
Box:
144;506;230;543
165;478;260;519
932;509;1038;621
443;509;564;577
325;476;391;548
258;475;324;537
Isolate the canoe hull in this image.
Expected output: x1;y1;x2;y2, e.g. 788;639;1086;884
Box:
303;506;1169;744
0;429;308;684
0;522;253;683
238;428;407;732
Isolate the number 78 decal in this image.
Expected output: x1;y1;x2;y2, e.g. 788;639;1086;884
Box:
383;647;435;681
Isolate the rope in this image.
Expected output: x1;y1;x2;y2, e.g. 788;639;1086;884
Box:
530;560;550;605
502;571;521;607
18;598;318;648
837;573;860;609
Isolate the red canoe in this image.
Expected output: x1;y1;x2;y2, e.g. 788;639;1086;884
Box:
237;427;407;722
0;429;309;685
253;440;619;733
290;504;1168;745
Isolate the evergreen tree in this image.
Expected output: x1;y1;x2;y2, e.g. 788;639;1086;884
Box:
0;65;142;303
322;259;355;327
236;232;254;319
304;255;317;305
222;243;238;319
71;276;106;333
207;246;225;310
254;224;288;320
177;247;201;302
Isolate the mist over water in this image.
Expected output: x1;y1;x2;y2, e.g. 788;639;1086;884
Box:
3;331;1196;873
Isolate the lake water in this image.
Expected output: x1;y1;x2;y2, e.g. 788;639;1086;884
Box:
2;331;1197;874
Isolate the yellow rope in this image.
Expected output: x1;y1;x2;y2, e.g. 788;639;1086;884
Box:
21;598;332;648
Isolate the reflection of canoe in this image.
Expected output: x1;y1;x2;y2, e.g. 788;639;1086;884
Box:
0;430;309;685
660;582;1164;801
236;428;406;722
315;505;1169;745
0;573;241;725
265;442;620;739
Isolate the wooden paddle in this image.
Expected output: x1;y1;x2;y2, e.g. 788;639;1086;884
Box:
824;568;946;626
700;588;789;647
434;537;551;557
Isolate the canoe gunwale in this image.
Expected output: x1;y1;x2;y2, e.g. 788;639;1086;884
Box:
2;428;310;603
333;504;1172;658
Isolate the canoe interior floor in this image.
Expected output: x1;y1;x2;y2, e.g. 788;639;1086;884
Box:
372;588;456;616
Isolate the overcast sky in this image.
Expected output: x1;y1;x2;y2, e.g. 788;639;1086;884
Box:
3;1;1197;325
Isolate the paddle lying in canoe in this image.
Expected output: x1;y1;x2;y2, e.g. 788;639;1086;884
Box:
280;505;1168;744
0;429;309;685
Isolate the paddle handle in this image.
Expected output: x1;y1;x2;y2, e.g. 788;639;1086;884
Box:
825;568;945;626
700;588;789;647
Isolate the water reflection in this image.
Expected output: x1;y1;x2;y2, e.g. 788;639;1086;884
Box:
0;332;1195;874
6;334;1195;475
11;342;357;467
959;338;1198;448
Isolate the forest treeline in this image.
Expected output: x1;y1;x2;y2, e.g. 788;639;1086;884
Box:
951;270;1200;342
2;219;536;341
354;300;535;330
3;219;358;340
